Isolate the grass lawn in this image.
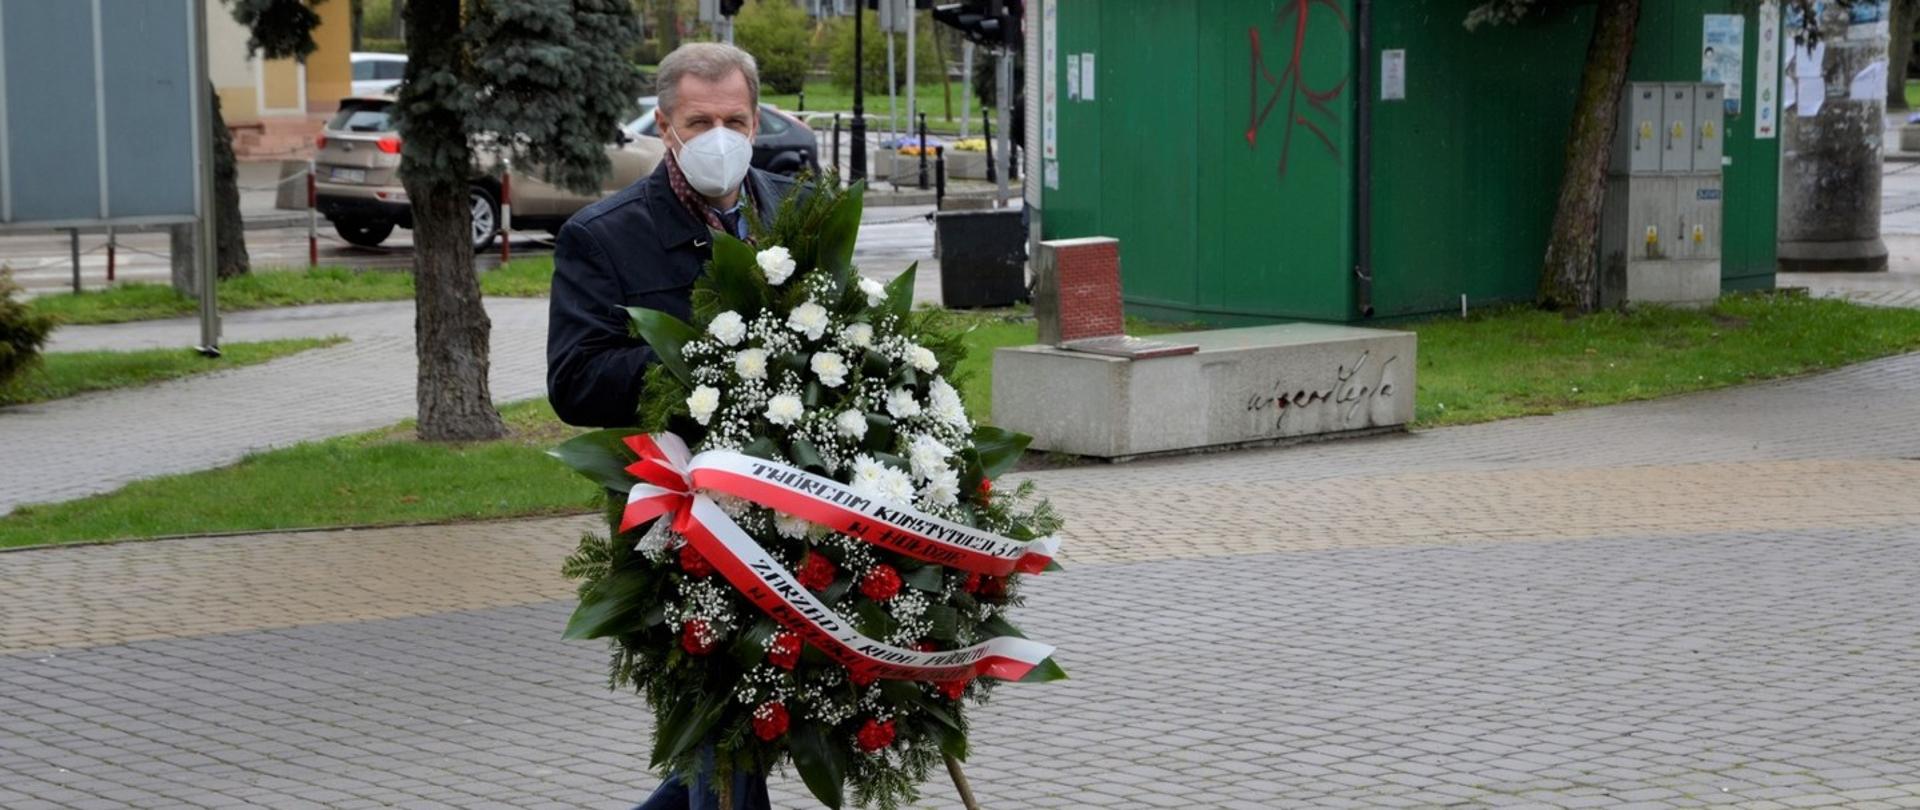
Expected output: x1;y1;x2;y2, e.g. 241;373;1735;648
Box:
0;338;344;407
763;78;987;135
28;260;556;326
5;294;1918;548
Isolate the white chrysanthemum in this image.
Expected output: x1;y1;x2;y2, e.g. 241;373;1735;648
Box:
811;352;849;388
687;385;721;425
907;345;939;373
835;409;869;440
850;454;888;489
920;465;961;506
907;434;951;480
927;377;968;428
843;323;874;349
757;245;796;285
877;467;916;505
788;302;830;341
765;393;804;426
734;348;769;381
775;512;813;540
708;311;747;346
885;388;922;419
858;276;887;307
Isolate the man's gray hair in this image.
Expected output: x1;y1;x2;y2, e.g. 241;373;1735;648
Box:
656;42;760;116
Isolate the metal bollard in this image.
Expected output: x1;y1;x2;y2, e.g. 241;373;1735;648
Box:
70;229;81;294
982;112;996;184
306;159;319;268
107;227;117;283
798;89;806;112
501;159;513;264
934;146;946;210
917;113;929;190
831;114;842;186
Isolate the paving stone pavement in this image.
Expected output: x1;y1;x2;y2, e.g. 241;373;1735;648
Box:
4;352;1920;807
0;299;552;514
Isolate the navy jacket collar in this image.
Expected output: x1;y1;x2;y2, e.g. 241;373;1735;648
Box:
645;161;785;250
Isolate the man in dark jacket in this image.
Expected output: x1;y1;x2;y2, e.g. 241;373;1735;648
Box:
548;42;798;430
546;42;797;810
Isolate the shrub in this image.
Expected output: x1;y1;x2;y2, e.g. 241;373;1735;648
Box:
734;0;812;95
827;11;943;94
0;270;55;390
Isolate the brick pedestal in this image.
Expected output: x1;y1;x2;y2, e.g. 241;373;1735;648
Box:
1034;237;1124;346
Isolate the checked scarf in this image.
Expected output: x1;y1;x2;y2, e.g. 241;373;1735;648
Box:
664;148;752;244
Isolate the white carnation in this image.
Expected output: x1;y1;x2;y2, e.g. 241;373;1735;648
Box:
907;345;939;373
843;323;874;349
708;311;746;346
836;409;869;439
811;352;849;388
907;434;952;481
920;465;961;506
788;302;830;342
765;393;804;426
928;377;968;428
858;276;887;307
734;348;769;381
757;245;797;285
885;388;922;419
687;385;721;425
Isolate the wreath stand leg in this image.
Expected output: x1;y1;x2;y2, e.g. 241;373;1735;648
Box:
944;753;982;810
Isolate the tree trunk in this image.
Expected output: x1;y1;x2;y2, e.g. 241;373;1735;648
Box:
211;90;251;280
1889;0;1918;110
402;0;506;442
1538;0;1642;312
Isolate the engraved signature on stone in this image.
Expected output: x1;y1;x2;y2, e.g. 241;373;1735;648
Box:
1244;351;1398;428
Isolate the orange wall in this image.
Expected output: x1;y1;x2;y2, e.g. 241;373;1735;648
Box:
306;0;354;111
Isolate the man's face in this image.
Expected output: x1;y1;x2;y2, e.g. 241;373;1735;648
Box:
662;69;758;148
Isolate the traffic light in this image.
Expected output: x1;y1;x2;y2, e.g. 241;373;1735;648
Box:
933;0;1019;47
720;0;744;16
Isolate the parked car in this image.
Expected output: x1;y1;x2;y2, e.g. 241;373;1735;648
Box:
625;99;820;177
312;96;667;249
350;53;406;96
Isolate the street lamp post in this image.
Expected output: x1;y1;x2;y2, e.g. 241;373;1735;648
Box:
850;0;868;183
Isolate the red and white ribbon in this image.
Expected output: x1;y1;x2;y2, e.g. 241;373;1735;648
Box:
617;433;1056;683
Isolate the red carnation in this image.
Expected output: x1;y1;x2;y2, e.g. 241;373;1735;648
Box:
961;572;983;594
976;575;1007;599
939;678;970;700
681;620;715;656
752;702;789;741
860;564;902;602
679;545;714;577
977;478;994;503
855;718;896;752
796;552;837;591
767;632;801;670
847;667;879;687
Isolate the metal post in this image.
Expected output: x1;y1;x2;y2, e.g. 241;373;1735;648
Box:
851;0;868;182
798;89;806;112
934;145;946;210
917;112;929;190
306;158;319;268
906;0;917;148
832;113;842;184
886;15;899;150
960;41;974;139
69;229;81;293
106;227;117;283
501;158;513;265
192;0;220;354
994;43;1011;207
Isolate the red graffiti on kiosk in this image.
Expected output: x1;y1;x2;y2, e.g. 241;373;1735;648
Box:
1246;0;1351;180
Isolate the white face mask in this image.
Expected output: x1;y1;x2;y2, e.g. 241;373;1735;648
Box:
670;125;753;198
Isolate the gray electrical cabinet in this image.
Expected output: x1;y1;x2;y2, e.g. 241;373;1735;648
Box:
1600;81;1724;308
